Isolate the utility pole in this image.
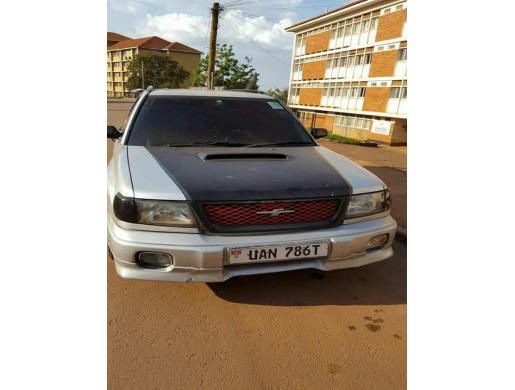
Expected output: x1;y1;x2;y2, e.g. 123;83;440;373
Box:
207;2;221;89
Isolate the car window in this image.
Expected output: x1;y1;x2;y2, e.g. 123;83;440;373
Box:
127;96;314;146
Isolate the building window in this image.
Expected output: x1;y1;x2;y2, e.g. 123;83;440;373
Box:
361;19;370;32
389;86;407;99
397;48;407;61
358;87;366;98
289;87;300;104
295;36;306;55
364;53;372;64
370;18;378;29
390;87;401;98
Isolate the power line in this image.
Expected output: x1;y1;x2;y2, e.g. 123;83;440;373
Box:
224;0;345;10
238;11;287;22
222;13;291;68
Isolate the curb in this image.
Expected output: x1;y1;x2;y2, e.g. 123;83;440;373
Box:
395;226;407;244
323;138;378;148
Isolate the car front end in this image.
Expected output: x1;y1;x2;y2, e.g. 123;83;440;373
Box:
107;89;397;282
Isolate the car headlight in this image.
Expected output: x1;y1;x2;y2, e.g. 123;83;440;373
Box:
113;194;196;227
346;190;391;219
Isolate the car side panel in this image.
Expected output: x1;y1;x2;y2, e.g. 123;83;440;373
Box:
107;143;134;216
315;146;386;194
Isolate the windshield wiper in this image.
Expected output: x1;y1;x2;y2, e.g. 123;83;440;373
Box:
246;141;313;148
165;141;250;147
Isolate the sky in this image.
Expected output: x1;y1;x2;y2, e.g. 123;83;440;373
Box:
107;0;350;89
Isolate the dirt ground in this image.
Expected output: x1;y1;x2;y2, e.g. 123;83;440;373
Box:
107;101;407;389
108;243;406;390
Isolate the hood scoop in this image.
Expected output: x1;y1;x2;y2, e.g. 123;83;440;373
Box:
199;152;288;161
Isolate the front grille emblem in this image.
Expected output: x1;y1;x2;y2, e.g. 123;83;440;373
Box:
256;208;296;217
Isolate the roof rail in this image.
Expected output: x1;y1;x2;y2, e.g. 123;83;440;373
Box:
225;89;265;94
130;86;153;98
130;88;144;98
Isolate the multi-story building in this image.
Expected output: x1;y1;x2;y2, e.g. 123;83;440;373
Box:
107;33;201;97
286;0;407;145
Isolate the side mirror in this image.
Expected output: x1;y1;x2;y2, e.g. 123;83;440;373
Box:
311;127;328;139
107;125;121;140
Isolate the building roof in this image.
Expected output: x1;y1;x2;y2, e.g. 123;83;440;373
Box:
285;0;372;32
107;36;172;51
150;89;271;99
164;42;201;54
107;36;201;54
107;32;131;43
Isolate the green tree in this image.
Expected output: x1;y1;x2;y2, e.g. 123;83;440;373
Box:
193;43;258;89
266;88;289;104
126;53;189;90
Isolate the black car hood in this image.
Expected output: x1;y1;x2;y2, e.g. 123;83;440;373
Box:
146;146;352;202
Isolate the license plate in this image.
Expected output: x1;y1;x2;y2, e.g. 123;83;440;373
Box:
227;241;330;264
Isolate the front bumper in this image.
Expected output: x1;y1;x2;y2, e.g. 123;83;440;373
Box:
107;215;397;282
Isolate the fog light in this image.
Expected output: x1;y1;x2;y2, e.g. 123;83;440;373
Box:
137;252;173;269
367;234;389;251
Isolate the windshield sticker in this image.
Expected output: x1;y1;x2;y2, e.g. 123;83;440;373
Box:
267;101;284;110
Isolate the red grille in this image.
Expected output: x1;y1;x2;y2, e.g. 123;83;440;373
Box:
202;199;339;226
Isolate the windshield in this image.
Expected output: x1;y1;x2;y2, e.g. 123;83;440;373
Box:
127;95;315;147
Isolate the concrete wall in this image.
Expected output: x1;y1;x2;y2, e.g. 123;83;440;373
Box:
376;8;406;41
305;31;330;54
363;87;390;112
168;51;201;88
297;109;407;146
369;50;398;77
299;88;322;106
302;60;327;80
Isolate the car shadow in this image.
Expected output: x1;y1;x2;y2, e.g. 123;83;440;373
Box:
208;242;406;307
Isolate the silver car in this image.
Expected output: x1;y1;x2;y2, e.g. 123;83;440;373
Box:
107;88;397;282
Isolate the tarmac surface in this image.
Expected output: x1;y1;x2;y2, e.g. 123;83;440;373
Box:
107;100;407;389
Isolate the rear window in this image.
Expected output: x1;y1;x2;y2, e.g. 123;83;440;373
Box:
127;96;314;146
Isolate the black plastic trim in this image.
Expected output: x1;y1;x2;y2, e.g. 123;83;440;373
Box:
113;193;138;223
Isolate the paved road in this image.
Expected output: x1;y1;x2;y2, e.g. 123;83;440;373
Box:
318;139;407;170
107;101;406;389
